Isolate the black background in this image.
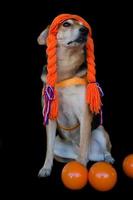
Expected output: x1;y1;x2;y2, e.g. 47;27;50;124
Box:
2;0;133;196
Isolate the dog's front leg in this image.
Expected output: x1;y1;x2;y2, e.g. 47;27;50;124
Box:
77;109;92;166
38;120;57;177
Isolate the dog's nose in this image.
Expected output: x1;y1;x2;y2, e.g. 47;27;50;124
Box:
79;26;89;35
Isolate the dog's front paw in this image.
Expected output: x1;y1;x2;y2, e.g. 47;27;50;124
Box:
104;153;115;164
38;167;52;177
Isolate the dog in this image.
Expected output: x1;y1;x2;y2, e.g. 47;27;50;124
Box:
37;16;114;177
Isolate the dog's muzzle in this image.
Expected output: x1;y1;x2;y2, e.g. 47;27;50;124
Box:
67;26;89;45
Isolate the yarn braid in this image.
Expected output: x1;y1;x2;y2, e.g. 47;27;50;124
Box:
86;36;102;113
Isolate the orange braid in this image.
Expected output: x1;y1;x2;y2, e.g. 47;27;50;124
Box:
45;14;102;122
86;37;102;113
46;26;58;119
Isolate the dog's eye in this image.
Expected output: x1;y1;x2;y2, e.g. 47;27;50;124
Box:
63;22;71;27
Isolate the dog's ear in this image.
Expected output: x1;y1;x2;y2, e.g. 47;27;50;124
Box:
37;26;49;45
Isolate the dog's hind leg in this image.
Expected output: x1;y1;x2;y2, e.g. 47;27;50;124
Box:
38;120;57;177
89;125;115;163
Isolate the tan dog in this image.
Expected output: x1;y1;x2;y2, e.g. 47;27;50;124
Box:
37;19;114;177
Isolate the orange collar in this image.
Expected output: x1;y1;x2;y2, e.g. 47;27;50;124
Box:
55;76;88;88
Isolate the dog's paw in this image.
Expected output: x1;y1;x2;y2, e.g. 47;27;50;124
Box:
104;154;115;164
38;167;52;177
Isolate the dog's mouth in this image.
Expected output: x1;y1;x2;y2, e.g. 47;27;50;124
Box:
67;36;87;45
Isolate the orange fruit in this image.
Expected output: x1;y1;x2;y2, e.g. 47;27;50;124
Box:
88;162;117;191
61;161;88;190
123;154;133;178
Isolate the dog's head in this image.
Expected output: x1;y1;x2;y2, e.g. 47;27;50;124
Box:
37;19;89;48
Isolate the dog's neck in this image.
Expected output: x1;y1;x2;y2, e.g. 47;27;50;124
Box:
57;45;86;82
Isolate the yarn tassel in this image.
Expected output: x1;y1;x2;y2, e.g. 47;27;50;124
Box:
49;89;58;120
86;82;104;114
43;85;58;125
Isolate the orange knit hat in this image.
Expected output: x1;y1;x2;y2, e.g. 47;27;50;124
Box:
43;14;103;125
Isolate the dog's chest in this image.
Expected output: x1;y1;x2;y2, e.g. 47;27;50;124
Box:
57;85;86;126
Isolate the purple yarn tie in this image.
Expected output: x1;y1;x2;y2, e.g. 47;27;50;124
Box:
96;82;104;97
43;85;54;125
95;82;104;125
